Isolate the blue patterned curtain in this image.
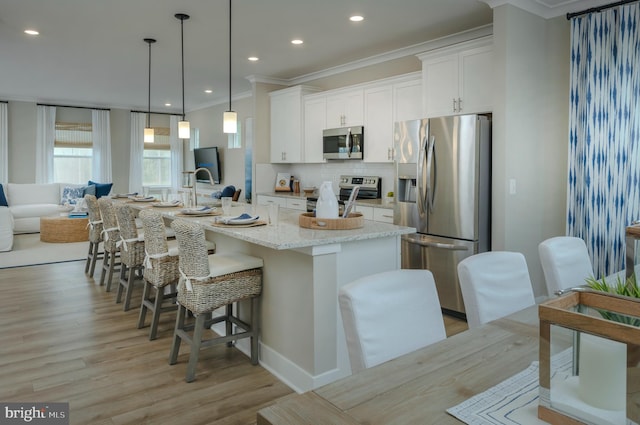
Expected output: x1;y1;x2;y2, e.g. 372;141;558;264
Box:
567;4;640;278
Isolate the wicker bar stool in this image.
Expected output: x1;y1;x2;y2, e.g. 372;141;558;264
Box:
97;197;121;291
137;209;180;340
169;219;263;383
84;194;104;277
114;204;146;311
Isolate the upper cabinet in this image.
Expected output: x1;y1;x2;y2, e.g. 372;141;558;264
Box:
363;85;393;163
418;37;493;118
325;89;364;128
270;86;319;163
302;73;422;164
303;96;327;163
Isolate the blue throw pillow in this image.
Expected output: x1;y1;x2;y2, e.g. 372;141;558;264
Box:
61;186;85;205
88;180;113;199
221;185;236;198
0;184;7;207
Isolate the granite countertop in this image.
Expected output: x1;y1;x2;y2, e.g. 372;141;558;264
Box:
160;206;413;251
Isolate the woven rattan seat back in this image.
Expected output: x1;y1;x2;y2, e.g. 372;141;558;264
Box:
171;219;210;279
139;209;169;256
84;194;103;243
97;198;120;252
114;203;139;241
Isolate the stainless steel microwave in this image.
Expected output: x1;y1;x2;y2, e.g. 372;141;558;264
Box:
322;126;364;160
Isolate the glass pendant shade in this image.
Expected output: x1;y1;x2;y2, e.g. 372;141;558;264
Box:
144;127;154;143
178;120;190;139
223;111;237;134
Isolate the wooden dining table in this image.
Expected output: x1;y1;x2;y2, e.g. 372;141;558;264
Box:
257;305;541;425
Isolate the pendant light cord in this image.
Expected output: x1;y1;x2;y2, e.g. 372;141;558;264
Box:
181;17;186;121
147;40;152;128
228;0;232;112
144;38;156;129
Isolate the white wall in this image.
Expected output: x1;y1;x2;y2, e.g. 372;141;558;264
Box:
492;5;570;297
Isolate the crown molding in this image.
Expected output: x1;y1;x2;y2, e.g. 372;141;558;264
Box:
481;0;616;19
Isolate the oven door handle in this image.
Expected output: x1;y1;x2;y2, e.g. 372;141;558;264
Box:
402;235;469;251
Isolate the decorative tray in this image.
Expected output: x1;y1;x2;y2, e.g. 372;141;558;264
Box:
299;212;363;230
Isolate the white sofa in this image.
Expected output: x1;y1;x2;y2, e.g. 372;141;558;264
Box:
0;182;106;252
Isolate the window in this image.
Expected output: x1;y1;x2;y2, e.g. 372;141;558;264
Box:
53;122;92;184
143;127;170;186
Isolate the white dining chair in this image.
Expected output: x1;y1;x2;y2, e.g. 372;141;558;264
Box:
338;269;446;374
457;251;535;329
538;236;594;296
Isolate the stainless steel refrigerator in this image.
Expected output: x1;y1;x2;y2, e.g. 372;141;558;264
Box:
394;114;491;317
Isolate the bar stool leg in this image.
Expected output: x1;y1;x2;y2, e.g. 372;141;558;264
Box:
149;286;164;340
186;314;206;383
99;250;110;286
169;305;187;365
137;281;151;329
251;297;259;365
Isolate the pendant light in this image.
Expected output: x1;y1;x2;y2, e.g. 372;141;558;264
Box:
143;38;156;143
175;13;191;139
223;0;237;134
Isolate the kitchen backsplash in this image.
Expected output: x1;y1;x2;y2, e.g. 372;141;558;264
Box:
255;162;395;196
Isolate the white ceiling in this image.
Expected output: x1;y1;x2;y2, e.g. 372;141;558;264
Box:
0;0;613;113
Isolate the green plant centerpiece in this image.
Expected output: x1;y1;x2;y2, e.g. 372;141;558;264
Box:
585;273;640;326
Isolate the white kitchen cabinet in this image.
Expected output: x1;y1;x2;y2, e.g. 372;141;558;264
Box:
270;86;319;163
256;195;287;208
393;78;423;122
373;207;394;223
325;89;363;128
363;85;393;163
303;96;327;163
286;198;307;211
355;205;394;223
418;38;493;118
355;205;374;220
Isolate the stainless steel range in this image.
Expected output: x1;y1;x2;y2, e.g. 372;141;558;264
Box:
338;175;382;200
306;175;382;213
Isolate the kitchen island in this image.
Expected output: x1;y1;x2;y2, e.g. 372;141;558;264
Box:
129;201;414;392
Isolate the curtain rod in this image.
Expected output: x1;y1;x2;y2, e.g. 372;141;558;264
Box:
567;0;639;19
131;110;182;117
37;103;110;111
0;101;7;104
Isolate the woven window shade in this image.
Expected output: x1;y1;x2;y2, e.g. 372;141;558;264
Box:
144;127;170;150
55;122;92;148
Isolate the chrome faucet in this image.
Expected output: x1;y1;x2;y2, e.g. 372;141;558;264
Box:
192;167;215;207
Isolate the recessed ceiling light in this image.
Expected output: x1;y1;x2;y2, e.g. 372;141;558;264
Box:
204;89;213;94
291;39;303;45
165;103;172;107
350;15;364;22
24;29;39;35
248;56;259;62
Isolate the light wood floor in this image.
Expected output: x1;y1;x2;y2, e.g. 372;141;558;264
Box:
0;260;468;425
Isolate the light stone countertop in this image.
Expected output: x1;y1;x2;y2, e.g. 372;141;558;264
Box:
155;205;414;251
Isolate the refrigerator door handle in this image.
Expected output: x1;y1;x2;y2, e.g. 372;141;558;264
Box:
416;134;428;215
425;135;436;213
402;235;469;251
